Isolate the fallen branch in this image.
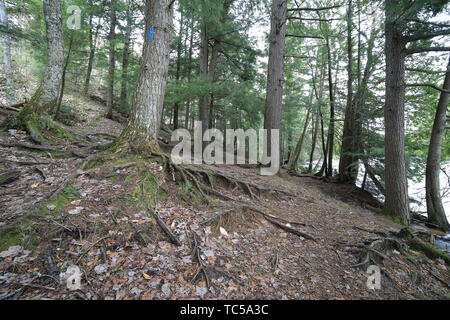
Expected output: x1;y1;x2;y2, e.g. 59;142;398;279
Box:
0;141;87;158
151;209;181;246
0;170;20;186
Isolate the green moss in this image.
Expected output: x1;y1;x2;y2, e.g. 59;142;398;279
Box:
380;208;406;225
131;170;167;209
408;238;450;264
0;186;79;251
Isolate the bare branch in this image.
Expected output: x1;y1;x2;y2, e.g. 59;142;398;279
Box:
286;34;324;39
405;29;450;43
405;46;450;55
406;68;450;74
287;5;343;12
406;83;450;93
288;17;342;22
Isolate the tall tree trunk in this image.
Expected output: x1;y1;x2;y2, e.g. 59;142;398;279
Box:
28;0;64;114
288;107;311;170
55;33;75;120
384;0;409;225
106;0;117;119
325;35;335;177
119;0;174;152
83;3;99;95
263;0;287;157
308;112;319;172
339;0;356;183
0;0;12;85
172;9;184;130
119;0;133;114
198;3;210;135
184;16;194;129
425;54;450;231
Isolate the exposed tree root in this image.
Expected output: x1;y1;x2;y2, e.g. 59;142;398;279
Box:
151;209;181;246
0;141;88;158
347;227;450;270
190;230;210;288
200;204;316;241
0;170;20;186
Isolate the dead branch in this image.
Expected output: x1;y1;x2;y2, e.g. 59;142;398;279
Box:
151;209;181;246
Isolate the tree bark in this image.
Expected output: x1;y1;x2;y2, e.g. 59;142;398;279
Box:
384;0;410;225
198;2;210;135
83;2;99;95
325;35;335;177
339;0;356;183
0;0;12;85
425;54;450;231
119;0;133;113
308;112;319;172
288;107;311;170
106;0;117;119
55;32;75;120
29;0;64;114
119;0;174;152
172;8;184;130
184;15;194;129
263;0;287;157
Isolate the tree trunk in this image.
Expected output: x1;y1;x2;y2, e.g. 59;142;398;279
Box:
339;0;356;183
263;0;287;157
288;107;311;170
308;112;319;172
106;0;117;119
83;3;99;95
184;15;194;129
119;1;133;113
384;0;409;225
28;0;64;114
198;6;210;135
0;0;12;85
172;9;183;130
119;0;174;152
325;35;335;177
55;33;75;120
425;54;450;231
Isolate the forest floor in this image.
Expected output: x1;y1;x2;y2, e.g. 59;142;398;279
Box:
0;85;449;300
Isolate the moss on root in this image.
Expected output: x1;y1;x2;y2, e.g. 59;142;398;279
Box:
0;186;79;251
397;228;450;264
2;108;77;144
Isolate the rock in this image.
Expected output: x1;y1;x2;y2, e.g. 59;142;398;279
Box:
195;286;208;298
161;283;171;297
68;207;84;215
94;264;109;274
0;245;24;258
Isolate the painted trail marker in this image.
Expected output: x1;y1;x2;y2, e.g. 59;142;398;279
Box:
148;27;155;40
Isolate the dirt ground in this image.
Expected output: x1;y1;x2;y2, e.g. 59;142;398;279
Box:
0;90;449;300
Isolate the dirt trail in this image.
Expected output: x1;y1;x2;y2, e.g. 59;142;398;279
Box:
0;94;449;300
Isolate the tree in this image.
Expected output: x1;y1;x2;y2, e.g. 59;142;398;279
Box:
339;0;356;183
119;0;134;113
83;1;100;95
118;0;174;153
263;0;287;157
0;0;12;85
30;0;64;114
383;0;450;225
106;0;117;119
425;54;450;231
383;0;410;224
